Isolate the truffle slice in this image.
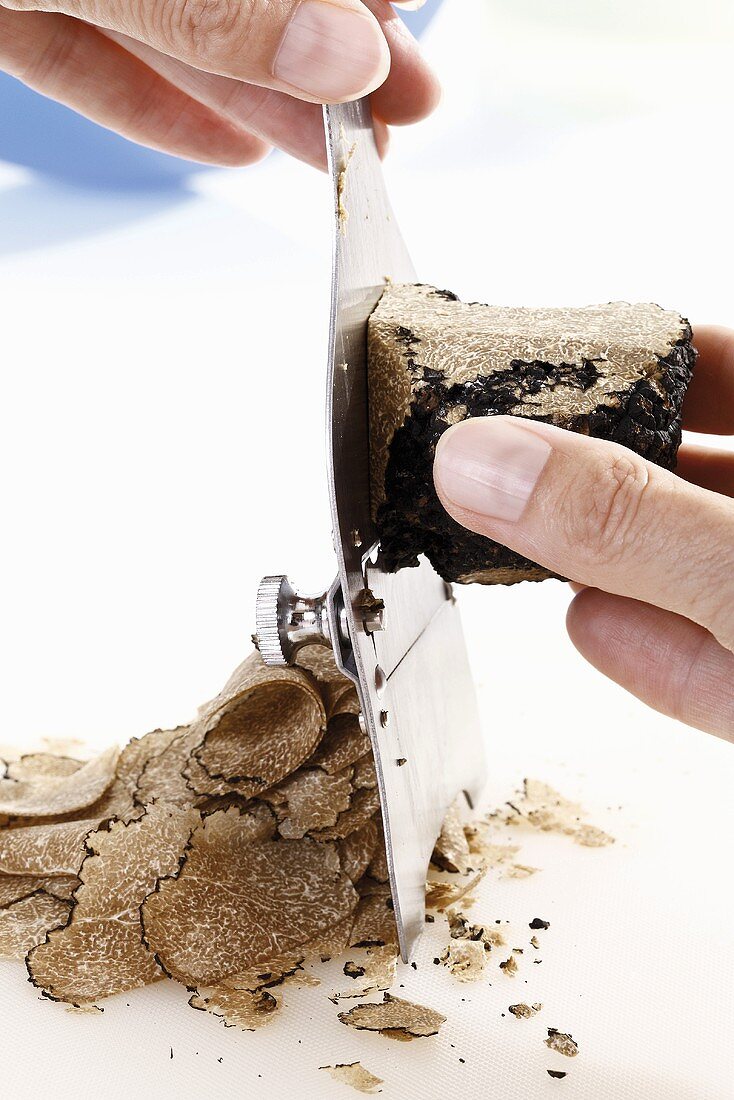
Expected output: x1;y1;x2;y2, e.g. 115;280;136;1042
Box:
5;754;83;781
0;892;71;958
369;284;696;584
142;809;358;987
319;1063;383;1095
330;944;398;1000
425;870;485;913
189;653;326;800
273;767;353;838
431;797;472;874
349;885;398;948
338;992;446;1040
27;804;199;1003
0;819;99;876
306;715;370;776
338;818;381;883
189;987;279;1031
0;874;78;906
0;747;119;817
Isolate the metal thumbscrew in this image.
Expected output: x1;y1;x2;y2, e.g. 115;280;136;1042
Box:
255;576;332;667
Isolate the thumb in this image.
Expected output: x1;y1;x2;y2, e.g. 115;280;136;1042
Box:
4;0;391;101
433;416;734;652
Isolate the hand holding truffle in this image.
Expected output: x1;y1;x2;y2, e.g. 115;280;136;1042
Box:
434;326;734;742
0;0;437;168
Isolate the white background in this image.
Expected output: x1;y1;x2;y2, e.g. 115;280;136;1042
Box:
0;0;733;1096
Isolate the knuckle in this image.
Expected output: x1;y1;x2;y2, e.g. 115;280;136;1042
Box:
567;452;649;565
171;0;257;61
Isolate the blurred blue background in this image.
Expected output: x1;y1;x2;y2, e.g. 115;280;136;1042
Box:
0;3;441;191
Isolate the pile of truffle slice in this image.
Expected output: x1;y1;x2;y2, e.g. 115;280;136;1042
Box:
0;646;404;1024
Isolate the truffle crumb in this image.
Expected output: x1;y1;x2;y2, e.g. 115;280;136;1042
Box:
440;941;489;982
545;1029;579;1058
506;780;614;847
499;955;518;977
508;1002;542;1019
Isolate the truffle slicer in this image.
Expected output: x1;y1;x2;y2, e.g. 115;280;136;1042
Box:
255;100;486;960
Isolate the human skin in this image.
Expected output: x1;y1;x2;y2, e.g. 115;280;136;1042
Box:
433;325;734;742
0;0;437;168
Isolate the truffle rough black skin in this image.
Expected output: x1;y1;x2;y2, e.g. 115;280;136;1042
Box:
369;284;696;585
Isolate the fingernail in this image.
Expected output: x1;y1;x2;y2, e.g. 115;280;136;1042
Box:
434;418;552;522
275;1;390;101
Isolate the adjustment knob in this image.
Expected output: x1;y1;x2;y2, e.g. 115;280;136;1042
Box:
255;576;332;666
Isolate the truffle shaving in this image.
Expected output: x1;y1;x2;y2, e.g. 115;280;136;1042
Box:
338;819;381;883
425;870;485;912
306;715;370;775
0;892;71;958
191;653;326;798
0;819;99;876
274;767;353;838
142;809;357;987
331;944;398;1000
0;874;78;906
313;786;381;842
320;1063;383;1095
0;747;119;817
338;992;446;1041
349;887;398;948
5;754;83;781
27;804;198;1004
189;987;279;1031
431;798;472;873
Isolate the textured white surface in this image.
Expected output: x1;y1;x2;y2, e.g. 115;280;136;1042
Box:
0;0;733;1096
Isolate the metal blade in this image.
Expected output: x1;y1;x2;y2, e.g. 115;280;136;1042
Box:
324;100;487;959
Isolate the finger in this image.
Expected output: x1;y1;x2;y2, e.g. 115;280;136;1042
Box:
364;0;441;124
675;444;734;499
0;10;269;165
102;28;327;169
683;325;734;434
391;1;427;10
4;0;391;104
567;588;734;741
433;416;734;650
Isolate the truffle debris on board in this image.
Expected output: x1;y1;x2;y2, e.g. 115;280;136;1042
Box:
369;283;696;584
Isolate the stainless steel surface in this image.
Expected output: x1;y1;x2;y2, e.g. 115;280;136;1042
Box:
255;575;332;666
324;100;487;959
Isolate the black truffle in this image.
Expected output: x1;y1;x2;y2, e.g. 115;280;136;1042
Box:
368;284;696;585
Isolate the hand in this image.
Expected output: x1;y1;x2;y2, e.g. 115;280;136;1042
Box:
0;0;438;168
433;326;734;742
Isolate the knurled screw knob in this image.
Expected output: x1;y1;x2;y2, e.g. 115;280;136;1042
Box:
255;576;332;667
